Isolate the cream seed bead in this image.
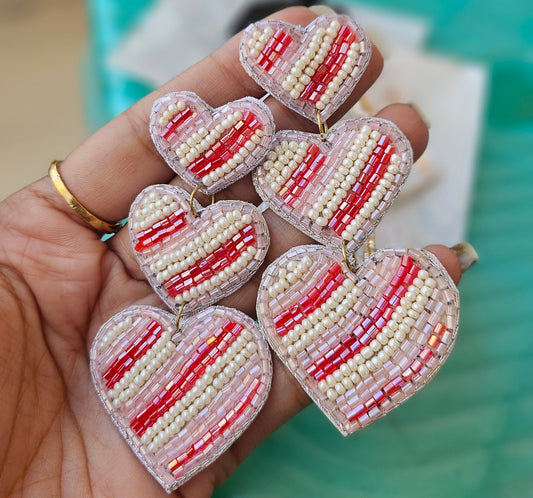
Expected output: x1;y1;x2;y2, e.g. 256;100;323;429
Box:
361;346;373;359
395;329;406;342
342;376;354;391
413;277;424;288
420;285;433;297
371;356;382;370
358;363;370;378
333;369;344;382
405;290;417;302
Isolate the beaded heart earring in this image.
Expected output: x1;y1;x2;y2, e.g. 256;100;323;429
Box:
150;91;275;194
240;13;461;435
255;239;459;436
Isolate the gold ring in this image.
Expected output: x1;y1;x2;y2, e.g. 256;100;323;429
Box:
48;160;122;234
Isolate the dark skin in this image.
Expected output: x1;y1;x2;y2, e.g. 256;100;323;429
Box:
0;6;462;497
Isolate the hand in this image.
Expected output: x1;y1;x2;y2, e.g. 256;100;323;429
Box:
0;6;463;497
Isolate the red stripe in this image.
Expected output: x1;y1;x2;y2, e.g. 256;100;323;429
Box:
257;30;292;72
168;378;261;473
273;263;345;336
328;136;394;236
187;112;262;178
162;108;194;141
279;144;326;206
134;210;187;252
347;322;445;422
130;321;244;436
103;320;163;389
163;225;256;298
300;25;357;103
307;257;420;382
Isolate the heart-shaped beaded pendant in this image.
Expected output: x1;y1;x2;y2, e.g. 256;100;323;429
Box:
254;118;412;253
240;14;371;122
130;184;269;315
150;91;275;193
91;305;272;492
256;245;459;436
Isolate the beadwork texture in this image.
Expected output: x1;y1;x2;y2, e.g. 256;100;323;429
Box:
129;184;270;315
150;91;274;194
254;118;412;253
256;245;459;436
91;305;272;492
240;14;371;122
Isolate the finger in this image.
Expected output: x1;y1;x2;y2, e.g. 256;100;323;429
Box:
39;6;383;230
182;244;465;494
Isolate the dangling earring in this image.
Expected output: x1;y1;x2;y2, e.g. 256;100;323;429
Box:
90;91;278;491
239;13;460;436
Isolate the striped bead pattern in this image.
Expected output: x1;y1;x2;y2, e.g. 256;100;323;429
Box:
256;245;459;436
240;14;371;122
254;118;412;253
90;305;272;492
150;91;274;194
130;184;269;315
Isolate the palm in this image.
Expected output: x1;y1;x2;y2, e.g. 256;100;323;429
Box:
0;6;458;498
0;188;164;495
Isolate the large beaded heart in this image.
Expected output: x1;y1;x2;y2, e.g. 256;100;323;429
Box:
91;305;272;492
256;245;459;436
240;14;371;122
254;118;412;253
150;91;274;193
130;184;269;315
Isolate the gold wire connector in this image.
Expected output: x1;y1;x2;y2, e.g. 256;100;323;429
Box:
341;240;358;273
363;233;376;260
175;301;187;333
48;160;122;234
316;109;329;141
189;185;215;217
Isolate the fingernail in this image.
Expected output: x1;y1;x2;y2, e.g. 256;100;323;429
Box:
450;242;479;273
407;102;431;130
309;5;336;15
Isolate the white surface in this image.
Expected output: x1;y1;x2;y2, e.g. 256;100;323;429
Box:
350;47;486;249
108;0;250;86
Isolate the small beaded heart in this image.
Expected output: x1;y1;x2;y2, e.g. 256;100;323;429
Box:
150;91;275;193
240;14;371;122
254;118;412;253
256;245;459;436
130;184;269;315
91;305;272;492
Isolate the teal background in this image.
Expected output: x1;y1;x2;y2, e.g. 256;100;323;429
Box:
86;1;533;496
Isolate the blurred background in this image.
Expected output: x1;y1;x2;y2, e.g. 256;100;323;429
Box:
1;0;532;496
